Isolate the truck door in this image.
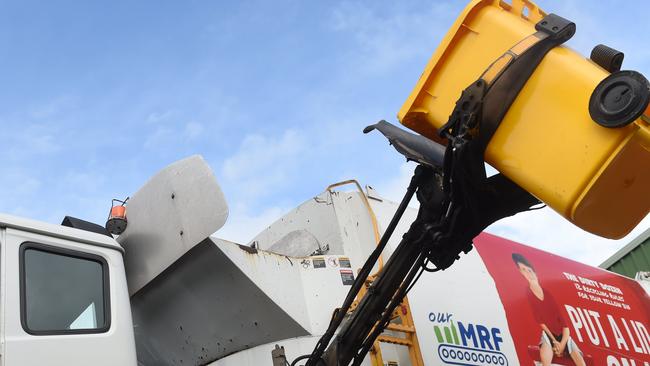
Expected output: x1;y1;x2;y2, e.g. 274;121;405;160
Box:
1;227;136;366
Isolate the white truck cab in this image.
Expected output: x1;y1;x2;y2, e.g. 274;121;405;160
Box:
0;214;137;365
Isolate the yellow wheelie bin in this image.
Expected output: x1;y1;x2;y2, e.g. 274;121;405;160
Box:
398;0;650;239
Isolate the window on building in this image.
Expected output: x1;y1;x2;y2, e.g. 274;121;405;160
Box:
21;244;110;334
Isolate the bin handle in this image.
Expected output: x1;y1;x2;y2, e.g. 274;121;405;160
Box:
493;0;545;23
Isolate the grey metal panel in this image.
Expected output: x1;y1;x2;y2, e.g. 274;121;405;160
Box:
118;155;229;295
249;191;346;256
131;238;309;366
267;229;322;257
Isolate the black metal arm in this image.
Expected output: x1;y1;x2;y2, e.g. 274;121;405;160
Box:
291;12;575;365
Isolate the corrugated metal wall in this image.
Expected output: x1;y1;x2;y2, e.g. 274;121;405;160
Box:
601;228;650;278
606;239;650;278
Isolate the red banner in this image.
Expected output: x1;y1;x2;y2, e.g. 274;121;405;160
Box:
475;233;650;366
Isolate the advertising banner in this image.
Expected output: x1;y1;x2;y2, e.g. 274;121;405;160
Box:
410;232;650;366
476;233;650;366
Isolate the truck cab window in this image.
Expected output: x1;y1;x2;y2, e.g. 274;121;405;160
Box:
20;244;110;334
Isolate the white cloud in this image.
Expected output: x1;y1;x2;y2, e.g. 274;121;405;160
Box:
221;129;307;200
487;209;650;266
0;167;44;220
145;110;174;124
28;95;77;120
0;123;62;162
218;204;290;244
328;2;457;73
143;126;174;149
62;171;106;194
372;161;419;204
216;127;344;244
184;121;204;139
143;121;206;149
24;133;61;155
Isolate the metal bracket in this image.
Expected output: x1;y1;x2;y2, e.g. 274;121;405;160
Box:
272;345;288;366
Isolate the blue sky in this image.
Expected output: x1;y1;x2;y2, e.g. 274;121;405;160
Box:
0;0;648;265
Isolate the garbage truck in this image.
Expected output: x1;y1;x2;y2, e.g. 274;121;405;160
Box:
0;0;648;365
2;156;649;366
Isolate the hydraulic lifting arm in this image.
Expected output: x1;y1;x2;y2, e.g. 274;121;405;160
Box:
283;1;650;363
282;10;637;366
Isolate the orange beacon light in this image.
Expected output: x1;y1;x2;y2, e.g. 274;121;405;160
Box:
106;197;128;235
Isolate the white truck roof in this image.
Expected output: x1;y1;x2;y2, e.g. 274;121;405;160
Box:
0;213;123;253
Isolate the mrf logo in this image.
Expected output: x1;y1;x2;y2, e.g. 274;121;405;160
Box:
429;312;509;366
